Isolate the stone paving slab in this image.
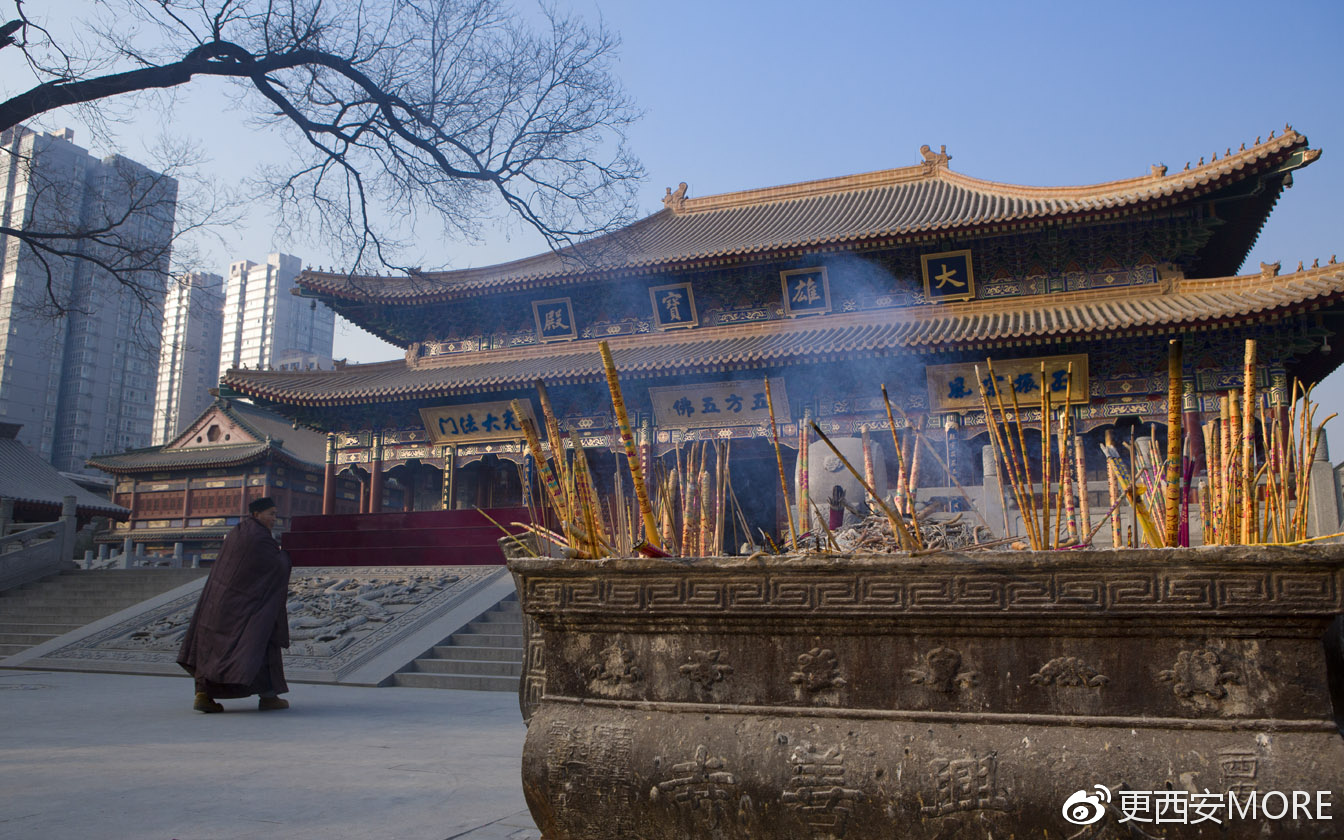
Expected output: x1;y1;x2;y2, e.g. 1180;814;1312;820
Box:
0;669;540;840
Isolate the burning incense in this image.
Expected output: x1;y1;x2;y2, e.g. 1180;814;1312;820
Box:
976;367;1024;542
534;379;573;523
598;341;661;548
880;386;908;516
1042;363;1055;548
810;421;917;551
764;377;799;551
1165;340;1183;546
514;403;568;526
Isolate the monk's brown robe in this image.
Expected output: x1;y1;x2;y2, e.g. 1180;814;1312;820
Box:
177;516;292;698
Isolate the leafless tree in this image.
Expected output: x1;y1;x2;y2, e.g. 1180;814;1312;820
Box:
0;0;643;293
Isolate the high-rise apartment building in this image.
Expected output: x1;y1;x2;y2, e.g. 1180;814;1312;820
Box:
152;271;224;445
0;125;177;472
218;253;334;379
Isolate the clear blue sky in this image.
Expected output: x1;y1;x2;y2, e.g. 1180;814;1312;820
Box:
10;0;1344;438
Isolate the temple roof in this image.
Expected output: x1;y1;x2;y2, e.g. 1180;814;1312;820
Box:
87;399;328;474
0;436;128;519
298;129;1318;308
223;260;1344;408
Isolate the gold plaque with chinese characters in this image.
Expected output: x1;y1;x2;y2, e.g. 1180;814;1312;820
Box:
926;354;1089;412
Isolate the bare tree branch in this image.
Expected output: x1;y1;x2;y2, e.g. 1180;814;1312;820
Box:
1;0;643;295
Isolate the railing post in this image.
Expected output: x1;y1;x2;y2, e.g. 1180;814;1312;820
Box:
0;497;12;536
60;496;77;563
121;537;134;569
172;542;184;569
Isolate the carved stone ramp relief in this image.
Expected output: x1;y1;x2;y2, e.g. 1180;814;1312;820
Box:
6;566;511;685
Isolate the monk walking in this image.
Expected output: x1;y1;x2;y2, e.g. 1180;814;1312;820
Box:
178;496;293;712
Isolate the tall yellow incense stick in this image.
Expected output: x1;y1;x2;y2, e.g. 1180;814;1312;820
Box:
598;341;661;548
861;424;876;505
1165;339;1183;546
764;377;798;551
1240;340;1257;544
533;379;572;519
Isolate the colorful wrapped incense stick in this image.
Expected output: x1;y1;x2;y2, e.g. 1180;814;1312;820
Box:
1073;433;1091;545
1165;339;1183;546
1240;340;1257;544
570;430;609;551
861;424;876;506
514;402;568;526
1104;429;1122;547
764;377;798;551
699;469;715;556
598;341;660;548
880;386;908;516
976;367;1025;542
798;416;810;534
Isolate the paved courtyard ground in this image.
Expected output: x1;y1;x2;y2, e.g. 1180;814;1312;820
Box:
0;669;539;840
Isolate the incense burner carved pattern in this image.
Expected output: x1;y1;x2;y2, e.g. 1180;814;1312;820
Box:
509;545;1344;838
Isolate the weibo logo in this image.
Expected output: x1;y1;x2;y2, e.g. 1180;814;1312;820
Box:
1062;785;1112;825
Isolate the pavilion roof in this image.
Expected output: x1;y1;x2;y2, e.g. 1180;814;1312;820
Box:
297;129;1318;308
87;399;328;475
222;260;1344;408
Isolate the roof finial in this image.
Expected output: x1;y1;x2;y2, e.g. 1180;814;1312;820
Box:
1226;148;1232;157
919;144;951;171
1331;255;1337;264
1269;129;1276;139
1150;163;1167;177
1198;156;1205;166
662;182;688;212
1211;152;1218;162
1260;261;1280;278
1240;142;1246;151
1255;136;1261;144
1184;162;1191;171
1297;260;1304;272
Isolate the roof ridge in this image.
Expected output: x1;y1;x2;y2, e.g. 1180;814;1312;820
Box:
670;129;1309;215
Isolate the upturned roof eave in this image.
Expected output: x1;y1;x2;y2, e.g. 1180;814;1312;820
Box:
223;262;1344;410
295;129;1315;308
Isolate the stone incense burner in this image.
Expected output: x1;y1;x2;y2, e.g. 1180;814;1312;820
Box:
507;544;1344;838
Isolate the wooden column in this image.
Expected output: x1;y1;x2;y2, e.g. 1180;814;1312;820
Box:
368;431;385;514
322;434;337;515
359;474;370;514
181;476;191;521
442;446;455;510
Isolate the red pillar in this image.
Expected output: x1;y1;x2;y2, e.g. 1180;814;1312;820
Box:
322;434;337;515
368;431;385;514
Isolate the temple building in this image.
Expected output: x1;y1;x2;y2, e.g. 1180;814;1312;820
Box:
87;398;362;561
217;128;1344;555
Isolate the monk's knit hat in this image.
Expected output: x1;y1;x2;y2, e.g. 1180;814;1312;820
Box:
249;496;277;514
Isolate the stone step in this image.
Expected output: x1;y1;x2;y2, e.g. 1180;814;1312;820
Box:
472;608;522;622
0;622;83;635
465;620;523;636
389;671;519;692
409;658;523;677
0;632;65;646
0;601;153;618
448;631;521;648
429;644;524;662
0;643;32;657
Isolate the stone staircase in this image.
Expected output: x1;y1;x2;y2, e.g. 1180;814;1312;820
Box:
0;568;207;659
388;593;523;692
